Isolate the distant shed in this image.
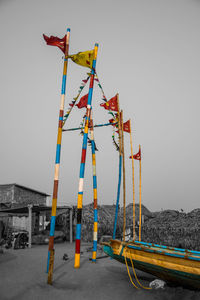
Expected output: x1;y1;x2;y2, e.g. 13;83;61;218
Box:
0;183;50;208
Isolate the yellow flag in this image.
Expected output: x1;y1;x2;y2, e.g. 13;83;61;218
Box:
68;50;94;68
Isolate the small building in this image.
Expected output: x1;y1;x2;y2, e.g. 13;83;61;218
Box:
0;183;50;235
0;183;49;209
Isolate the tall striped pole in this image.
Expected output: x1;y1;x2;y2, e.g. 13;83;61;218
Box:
74;43;98;269
139;144;142;241
129;121;135;240
47;28;70;285
90;118;98;262
113;94;122;239
121;110;126;242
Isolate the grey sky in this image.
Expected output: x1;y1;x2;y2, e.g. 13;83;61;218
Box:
0;0;200;212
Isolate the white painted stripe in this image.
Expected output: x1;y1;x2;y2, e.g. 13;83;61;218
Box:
78;178;84;192
54;164;59;180
93;165;96;175
87;105;91;109
93;232;98;241
60;94;65;110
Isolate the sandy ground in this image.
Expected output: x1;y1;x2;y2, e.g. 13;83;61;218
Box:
0;242;200;300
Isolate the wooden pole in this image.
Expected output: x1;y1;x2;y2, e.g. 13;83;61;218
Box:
28;204;32;249
139;144;142;241
70;208;73;243
74;43;99;269
113;94;122;239
90;117;98;262
129;120;135;240
121;110;126;242
47;28;70;285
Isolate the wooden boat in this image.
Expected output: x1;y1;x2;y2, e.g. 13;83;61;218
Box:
103;239;200;289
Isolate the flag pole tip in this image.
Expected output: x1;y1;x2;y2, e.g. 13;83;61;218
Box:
67;28;71;32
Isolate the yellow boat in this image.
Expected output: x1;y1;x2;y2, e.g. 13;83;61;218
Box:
103;239;200;289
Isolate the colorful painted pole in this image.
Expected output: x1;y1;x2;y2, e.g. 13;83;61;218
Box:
139;144;142;241
121;110;126;242
129;120;135;240
113;94;122;239
74;43;99;269
47;28;70;285
89;118;98;262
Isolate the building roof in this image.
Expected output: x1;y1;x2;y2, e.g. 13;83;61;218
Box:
0;205;71;216
0;183;50;197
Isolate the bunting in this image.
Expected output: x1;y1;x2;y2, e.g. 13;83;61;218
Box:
129;148;141;160
43;34;66;54
68;50;94;68
62;75;90;126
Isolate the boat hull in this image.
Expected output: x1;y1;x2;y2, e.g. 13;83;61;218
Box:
103;240;200;289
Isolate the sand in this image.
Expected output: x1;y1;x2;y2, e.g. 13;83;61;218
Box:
0;242;200;300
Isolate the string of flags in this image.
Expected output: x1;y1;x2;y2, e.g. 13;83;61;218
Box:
43;33;140;159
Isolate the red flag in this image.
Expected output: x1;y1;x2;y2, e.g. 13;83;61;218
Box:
100;95;118;112
123;120;130;133
76;94;88;109
43;34;66;54
129;148;141;160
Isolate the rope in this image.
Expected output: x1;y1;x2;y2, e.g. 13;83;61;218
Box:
62;75;90;126
124;246;152;290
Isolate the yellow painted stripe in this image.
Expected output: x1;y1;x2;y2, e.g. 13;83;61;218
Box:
94;222;98;232
84;126;88;134
54;164;59;180
92;154;96;165
63;61;67;75
77;194;83;209
93;188;97;199
52;198;57;216
74;253;80;268
92;251;97;260
57;128;62;145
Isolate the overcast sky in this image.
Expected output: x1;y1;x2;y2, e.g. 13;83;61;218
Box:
0;0;200;212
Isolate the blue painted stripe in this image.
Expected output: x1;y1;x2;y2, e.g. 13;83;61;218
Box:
93;176;97;188
113;154;122;239
134;241;200;256
91;141;95;153
61;75;66;94
46;251;50;273
76;223;81;239
83;134;88;149
80;163;85;178
59;117;63;121
50;216;56;236
94;209;98;222
127;244;200;261
93;241;97;251
55;144;61;163
78;192;83;195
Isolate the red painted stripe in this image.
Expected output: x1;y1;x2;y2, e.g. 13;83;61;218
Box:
49;236;54;250
81;149;86;163
75;239;81;253
89;76;94;88
59;120;63;128
94;199;97;209
59;110;64;117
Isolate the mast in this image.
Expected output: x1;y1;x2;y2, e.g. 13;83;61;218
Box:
113;94;122;239
139;144;142;241
121;110;126;242
90;118;98;262
74;43;99;269
129;120;135;240
47;28;70;285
